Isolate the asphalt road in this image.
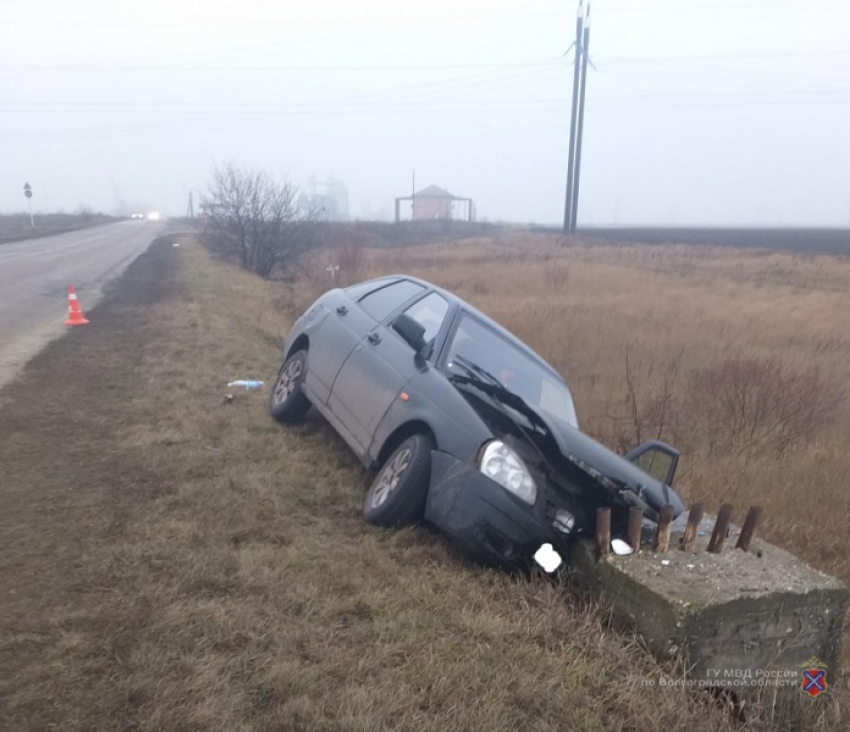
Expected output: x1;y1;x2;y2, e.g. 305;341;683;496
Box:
0;220;167;391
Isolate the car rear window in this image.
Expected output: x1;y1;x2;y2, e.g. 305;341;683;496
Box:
358;280;425;322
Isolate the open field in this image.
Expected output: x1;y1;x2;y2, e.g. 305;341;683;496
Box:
569;227;850;257
330;223;850;257
1;231;847;730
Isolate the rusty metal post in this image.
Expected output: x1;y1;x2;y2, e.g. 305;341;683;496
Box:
596;507;611;559
681;503;704;552
708;503;734;554
654;505;674;553
736;506;763;551
627;507;643;553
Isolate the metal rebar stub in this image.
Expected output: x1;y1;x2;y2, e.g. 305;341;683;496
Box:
596;507;611;560
736;506;763;552
654;505;674;553
681;503;704;552
627;507;643;553
708;503;735;554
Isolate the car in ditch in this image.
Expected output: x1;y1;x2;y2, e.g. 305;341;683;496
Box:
270;275;685;568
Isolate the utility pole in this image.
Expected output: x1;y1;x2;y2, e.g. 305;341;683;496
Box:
570;5;591;234
563;1;584;232
411;169;416;221
187;190;195;218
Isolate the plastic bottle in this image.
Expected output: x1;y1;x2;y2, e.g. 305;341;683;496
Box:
227;380;264;390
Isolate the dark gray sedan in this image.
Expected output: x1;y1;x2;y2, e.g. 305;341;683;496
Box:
270;275;684;568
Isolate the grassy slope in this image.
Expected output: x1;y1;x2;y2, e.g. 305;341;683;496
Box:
0;237;764;732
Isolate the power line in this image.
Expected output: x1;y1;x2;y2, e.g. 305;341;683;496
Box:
596;50;850;63
4;92;850;145
0;66;569;112
0;60;558;72
4;49;848;73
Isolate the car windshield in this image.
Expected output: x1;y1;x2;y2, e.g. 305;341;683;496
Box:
444;313;578;429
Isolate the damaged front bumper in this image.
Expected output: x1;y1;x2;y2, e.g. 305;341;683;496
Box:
424;450;566;567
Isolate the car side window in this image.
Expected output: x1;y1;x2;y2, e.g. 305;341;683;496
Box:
358;280;425;322
398;292;449;347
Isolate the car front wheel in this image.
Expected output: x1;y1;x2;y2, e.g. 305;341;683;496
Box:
363;434;433;527
270;350;311;423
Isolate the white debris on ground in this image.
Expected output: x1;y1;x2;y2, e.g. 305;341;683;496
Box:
534;543;563;572
611;538;633;555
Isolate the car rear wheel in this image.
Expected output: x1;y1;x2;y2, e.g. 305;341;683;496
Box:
363;434;433;527
270;350;311;423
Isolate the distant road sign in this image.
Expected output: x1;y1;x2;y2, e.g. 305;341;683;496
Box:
24;182;32;199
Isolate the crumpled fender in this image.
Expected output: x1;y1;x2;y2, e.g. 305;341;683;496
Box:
424;450;557;564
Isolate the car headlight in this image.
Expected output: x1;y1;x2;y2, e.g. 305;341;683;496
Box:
479;440;537;505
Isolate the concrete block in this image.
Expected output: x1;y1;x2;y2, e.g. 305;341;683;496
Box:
567;529;848;728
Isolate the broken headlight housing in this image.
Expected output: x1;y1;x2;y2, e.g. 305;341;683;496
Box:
479;440;537;505
553;508;575;534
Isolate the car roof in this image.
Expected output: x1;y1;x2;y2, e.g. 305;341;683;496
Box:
361;274;566;384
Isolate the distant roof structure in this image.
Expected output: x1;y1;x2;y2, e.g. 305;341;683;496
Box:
414;185;455;199
395;183;474;222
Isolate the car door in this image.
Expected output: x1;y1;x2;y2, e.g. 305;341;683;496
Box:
304;278;412;404
305;298;376;405
329;289;449;452
624;441;680;485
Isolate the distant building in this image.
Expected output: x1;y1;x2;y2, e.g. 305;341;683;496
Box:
395;185;475;222
300;176;350;221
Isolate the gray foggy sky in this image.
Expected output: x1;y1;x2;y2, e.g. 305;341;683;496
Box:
1;0;849;225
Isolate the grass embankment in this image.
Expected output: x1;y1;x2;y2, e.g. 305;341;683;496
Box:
0;236;769;731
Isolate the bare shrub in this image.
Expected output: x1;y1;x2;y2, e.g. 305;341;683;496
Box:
201;162;323;279
543;262;571;291
685;356;843;456
607;347;684;453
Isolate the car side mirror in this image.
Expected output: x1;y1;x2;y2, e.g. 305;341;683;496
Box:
392;313;428;354
625;440;679;486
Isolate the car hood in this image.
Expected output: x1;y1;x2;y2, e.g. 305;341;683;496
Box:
457;386;684;520
541;415;684;519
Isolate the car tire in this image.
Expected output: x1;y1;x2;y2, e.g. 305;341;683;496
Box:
270;350;311;424
363;434;433;527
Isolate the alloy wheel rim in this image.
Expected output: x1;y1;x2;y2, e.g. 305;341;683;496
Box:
273;359;302;405
371;447;412;507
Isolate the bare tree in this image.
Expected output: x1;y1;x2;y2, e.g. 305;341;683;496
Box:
202;163;323;279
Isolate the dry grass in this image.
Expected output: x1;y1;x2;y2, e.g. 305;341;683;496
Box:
0;233;847;731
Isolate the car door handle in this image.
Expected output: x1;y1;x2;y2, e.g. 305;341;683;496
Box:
367;332;381;345
336;305;348;316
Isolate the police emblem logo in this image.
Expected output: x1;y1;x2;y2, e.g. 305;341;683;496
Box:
800;657;829;698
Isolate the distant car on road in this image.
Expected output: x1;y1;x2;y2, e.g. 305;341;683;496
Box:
270;275;684;568
130;212;145;220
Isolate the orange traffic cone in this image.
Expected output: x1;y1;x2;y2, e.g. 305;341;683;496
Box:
64;285;90;326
